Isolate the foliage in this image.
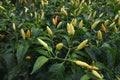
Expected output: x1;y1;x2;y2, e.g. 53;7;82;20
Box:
0;0;120;80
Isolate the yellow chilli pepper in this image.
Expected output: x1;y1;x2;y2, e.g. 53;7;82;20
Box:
114;26;118;33
114;14;119;21
61;0;65;2
92;70;103;79
75;60;99;70
70;0;74;6
25;56;31;60
56;43;63;50
26;29;31;39
109;22;115;27
37;38;48;50
116;76;120;80
52;18;56;25
74;60;89;68
70;23;75;35
41;0;45;7
71;18;77;26
57;22;62;28
24;7;29;13
46;26;53;36
79;20;83;29
41;10;44;19
118;18;120;26
88;12;92;20
99;12;104;18
87;65;99;70
97;30;102;40
12;23;16;31
21;28;26;40
67;23;71;34
76;39;88;50
34;11;38;19
91;20;100;30
30;13;33;17
0;5;5;10
67;23;75;35
61;7;68;16
104;19;109;26
93;11;97;18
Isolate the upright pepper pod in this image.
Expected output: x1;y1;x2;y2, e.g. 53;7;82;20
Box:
67;23;75;35
21;28;26;40
79;20;83;29
26;29;31;39
61;7;68;16
57;21;62;28
13;23;16;31
46;26;53;36
97;30;102;40
71;18;77;26
101;24;107;33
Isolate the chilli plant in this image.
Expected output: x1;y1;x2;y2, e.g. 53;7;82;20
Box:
0;0;120;80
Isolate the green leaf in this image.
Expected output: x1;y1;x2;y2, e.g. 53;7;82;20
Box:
101;43;111;48
35;47;49;57
31;56;49;74
85;48;97;61
16;43;29;64
49;63;65;80
7;66;20;80
80;75;90;80
96;62;107;69
3;53;15;70
106;48;116;67
49;63;64;73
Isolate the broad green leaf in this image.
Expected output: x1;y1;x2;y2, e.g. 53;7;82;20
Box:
16;43;29;64
7;66;20;80
49;63;64;73
106;48;116;67
49;63;65;80
3;53;15;70
31;56;49;74
85;48;97;61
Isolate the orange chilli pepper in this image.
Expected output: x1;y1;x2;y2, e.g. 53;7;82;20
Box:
30;3;35;8
24;0;29;3
54;15;58;24
26;29;31;39
0;34;4;38
101;23;107;33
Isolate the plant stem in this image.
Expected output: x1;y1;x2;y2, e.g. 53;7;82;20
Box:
63;47;71;63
